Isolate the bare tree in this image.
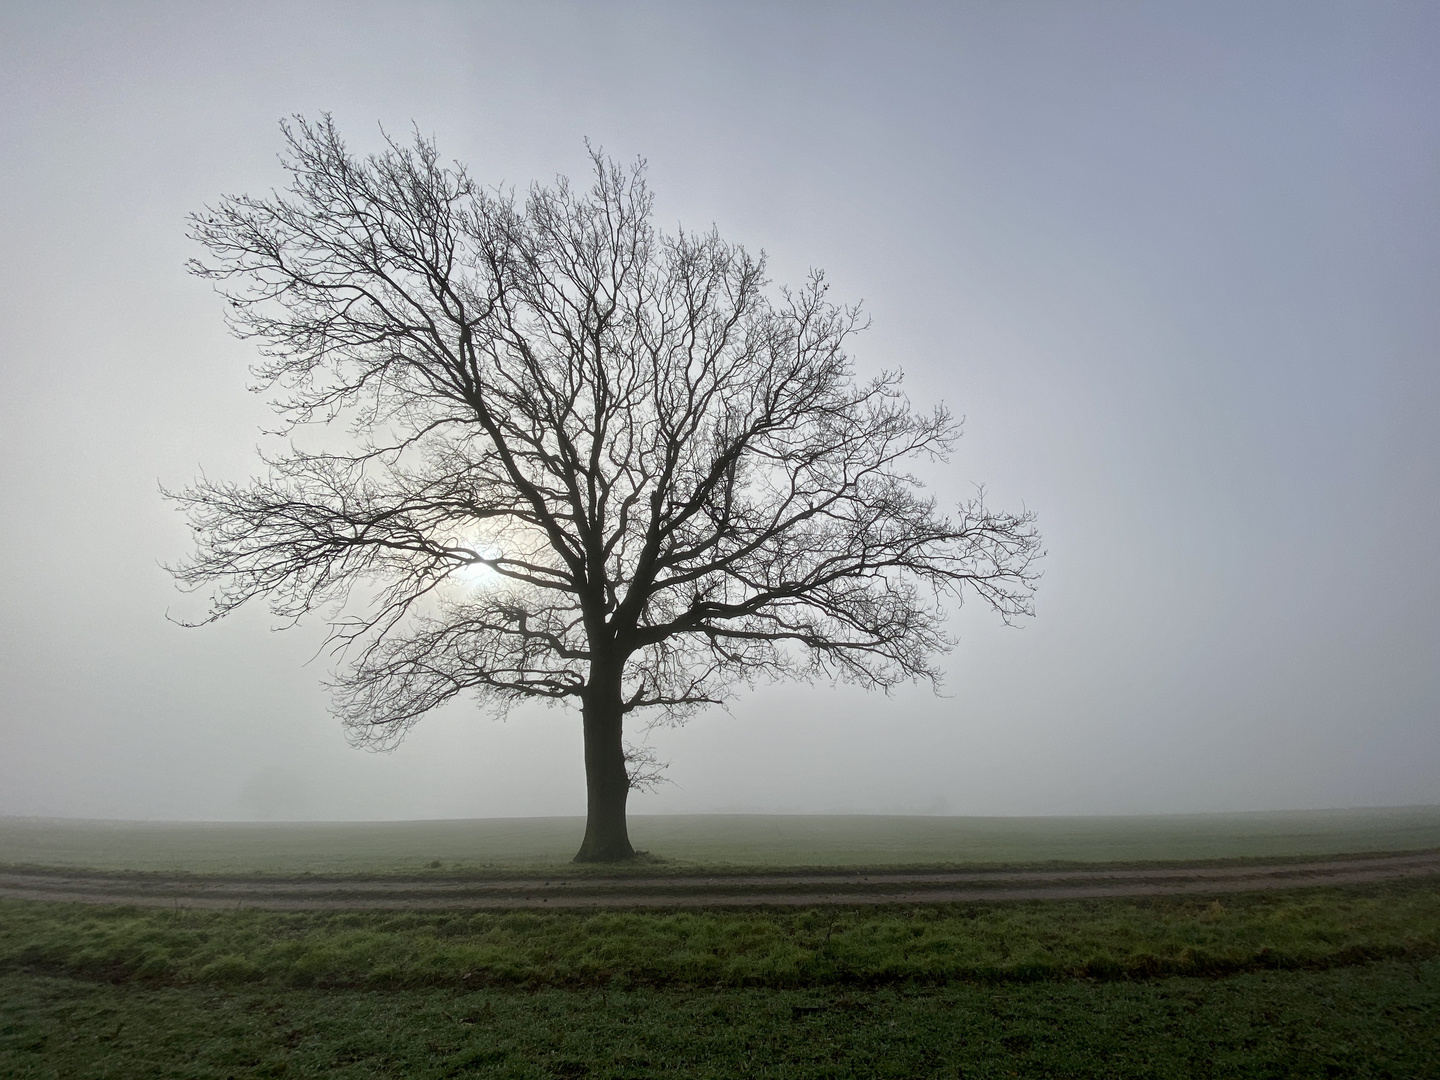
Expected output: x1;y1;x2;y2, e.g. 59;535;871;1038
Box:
171;116;1042;861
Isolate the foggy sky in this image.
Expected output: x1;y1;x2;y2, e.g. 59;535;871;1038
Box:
1;1;1436;821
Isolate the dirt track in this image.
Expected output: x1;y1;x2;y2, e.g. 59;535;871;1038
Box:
3;851;1438;910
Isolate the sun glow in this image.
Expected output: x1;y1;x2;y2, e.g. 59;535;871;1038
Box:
446;539;501;589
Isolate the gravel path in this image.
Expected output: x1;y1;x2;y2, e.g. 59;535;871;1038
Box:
3;851;1437;910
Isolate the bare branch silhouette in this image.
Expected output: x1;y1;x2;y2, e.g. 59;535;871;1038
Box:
169;115;1042;861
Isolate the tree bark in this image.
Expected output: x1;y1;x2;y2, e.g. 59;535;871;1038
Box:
573;661;635;862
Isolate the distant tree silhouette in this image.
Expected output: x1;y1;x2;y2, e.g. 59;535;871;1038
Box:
171;116;1042;861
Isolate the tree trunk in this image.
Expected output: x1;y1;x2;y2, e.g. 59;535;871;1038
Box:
573;661;635;862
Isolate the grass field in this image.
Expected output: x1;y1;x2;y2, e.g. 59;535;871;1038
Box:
6;961;1438;1079
5;811;1439;1076
3;880;1439;1077
3;880;1438;988
4;806;1440;874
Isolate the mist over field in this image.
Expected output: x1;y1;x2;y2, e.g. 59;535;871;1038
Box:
1;1;1437;823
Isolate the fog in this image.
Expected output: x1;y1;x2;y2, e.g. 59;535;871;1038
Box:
1;1;1436;822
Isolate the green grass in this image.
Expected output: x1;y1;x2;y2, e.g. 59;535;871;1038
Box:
6;816;1440;1076
5;806;1440;874
5;880;1438;1076
4;961;1438;1078
4;880;1438;989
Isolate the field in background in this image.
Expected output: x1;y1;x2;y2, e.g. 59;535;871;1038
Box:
2;806;1439;874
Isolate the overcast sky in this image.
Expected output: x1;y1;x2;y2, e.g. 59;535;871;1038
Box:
1;1;1436;821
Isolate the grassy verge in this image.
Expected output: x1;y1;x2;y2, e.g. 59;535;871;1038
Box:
4;879;1437;989
4;961;1438;1078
